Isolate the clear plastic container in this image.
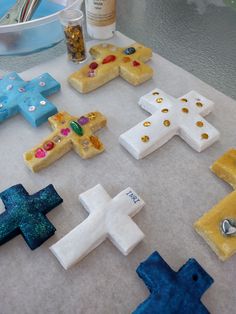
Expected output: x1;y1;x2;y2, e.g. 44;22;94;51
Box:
60;9;86;63
0;0;83;56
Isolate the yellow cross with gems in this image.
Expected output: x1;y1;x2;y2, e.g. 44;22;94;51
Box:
68;42;153;93
24;111;107;172
194;149;236;261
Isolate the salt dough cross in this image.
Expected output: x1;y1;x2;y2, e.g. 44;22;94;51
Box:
68;42;153;93
50;184;145;269
120;88;220;159
195;149;236;261
24;111;107;172
0;72;60;127
0;184;63;250
133;251;213;314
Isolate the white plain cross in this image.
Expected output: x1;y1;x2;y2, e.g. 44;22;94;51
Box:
50;184;145;269
119;88;220;159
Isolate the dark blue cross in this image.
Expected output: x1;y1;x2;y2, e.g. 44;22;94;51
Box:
133;251;214;314
0;184;63;250
0;72;60;127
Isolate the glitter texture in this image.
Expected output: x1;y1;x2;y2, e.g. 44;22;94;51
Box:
0;184;63;250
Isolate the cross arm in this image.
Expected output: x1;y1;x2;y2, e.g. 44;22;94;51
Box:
119;110;178;159
26;73;61;97
31;184;63;215
50;213;107;269
177;258;214;300
19;213;56;250
0;211;19;245
19;93;58;127
178;91;214;116
79;184;111;214
136;251;174;293
107;188;145;255
108;214;144;255
0;72;24;90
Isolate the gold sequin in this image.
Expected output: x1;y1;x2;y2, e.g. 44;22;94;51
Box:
196;102;203;107
163;120;171;127
181;98;188;102
182;107;189;113
141;135;150;143
88;112;96;120
201;133;209;140
161;108;169;113
143;121;151;127
196;121;204;127
156;98;163;103
152;92;159;95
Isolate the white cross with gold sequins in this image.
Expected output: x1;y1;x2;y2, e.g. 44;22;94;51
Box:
119;88;220;159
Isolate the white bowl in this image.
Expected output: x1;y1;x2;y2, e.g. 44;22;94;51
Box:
0;0;83;56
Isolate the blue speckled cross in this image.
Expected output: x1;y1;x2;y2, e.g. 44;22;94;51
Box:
0;72;60;127
0;184;63;250
133;251;214;314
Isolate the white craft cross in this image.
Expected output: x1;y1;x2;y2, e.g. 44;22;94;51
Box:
50;184;145;269
119;88;220;159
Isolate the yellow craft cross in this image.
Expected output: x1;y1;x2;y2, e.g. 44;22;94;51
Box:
24;111;107;172
68;42;153;93
195;149;236;261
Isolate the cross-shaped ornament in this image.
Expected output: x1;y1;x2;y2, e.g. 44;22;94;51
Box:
120;88;220;159
68;42;153;93
24;111;107;172
133;251;213;314
195;149;236;261
0;72;60;127
0;184;63;250
50;184;145;269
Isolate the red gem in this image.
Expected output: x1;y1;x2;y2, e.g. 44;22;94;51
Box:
35;148;46;159
43;141;54;151
102;55;116;64
133;60;141;67
89;62;99;70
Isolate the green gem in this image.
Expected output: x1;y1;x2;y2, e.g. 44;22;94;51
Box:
70;120;83;136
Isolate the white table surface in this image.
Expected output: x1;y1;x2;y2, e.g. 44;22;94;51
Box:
0;32;236;314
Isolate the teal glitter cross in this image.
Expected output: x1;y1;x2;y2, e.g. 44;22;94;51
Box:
0;184;63;250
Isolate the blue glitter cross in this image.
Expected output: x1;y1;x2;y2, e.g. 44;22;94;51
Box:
133;251;214;314
0;184;63;250
0;72;60;127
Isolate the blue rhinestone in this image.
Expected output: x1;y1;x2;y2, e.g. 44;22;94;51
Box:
124;47;136;55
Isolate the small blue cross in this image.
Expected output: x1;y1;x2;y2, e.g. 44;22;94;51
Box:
133;251;214;314
0;184;63;250
0;72;60;127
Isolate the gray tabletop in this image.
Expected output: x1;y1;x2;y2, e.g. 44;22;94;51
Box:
0;0;236;99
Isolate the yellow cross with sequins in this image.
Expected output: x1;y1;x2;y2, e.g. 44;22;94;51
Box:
24;111;107;172
68;42;153;93
195;149;236;261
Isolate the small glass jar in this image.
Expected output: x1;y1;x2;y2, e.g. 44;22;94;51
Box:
60;9;86;63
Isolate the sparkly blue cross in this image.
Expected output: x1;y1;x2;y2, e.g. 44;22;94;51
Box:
133;251;214;314
0;184;63;250
0;72;60;127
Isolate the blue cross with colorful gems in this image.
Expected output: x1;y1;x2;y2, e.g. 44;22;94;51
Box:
0;184;63;250
133;251;214;314
0;72;60;127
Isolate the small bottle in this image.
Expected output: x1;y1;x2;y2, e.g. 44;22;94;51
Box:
85;0;116;40
60;9;86;63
